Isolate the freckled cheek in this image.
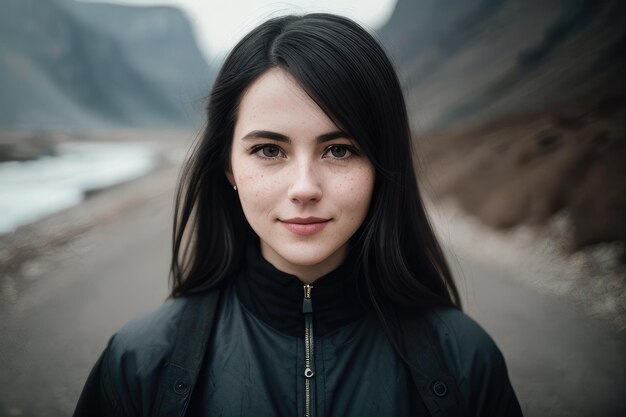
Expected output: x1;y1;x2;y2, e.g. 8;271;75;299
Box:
237;172;284;217
333;169;375;216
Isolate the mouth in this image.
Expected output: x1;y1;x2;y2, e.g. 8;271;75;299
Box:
281;217;330;224
279;217;331;235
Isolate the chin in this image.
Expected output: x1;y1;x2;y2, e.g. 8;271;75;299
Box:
279;249;332;267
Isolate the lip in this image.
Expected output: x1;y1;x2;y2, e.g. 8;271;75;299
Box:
281;217;330;224
280;217;331;235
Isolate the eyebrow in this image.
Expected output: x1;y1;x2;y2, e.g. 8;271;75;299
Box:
241;130;350;143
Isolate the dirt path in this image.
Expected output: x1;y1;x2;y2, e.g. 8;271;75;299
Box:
453;247;625;416
0;190;171;417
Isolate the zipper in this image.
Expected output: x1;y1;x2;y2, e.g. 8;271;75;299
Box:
302;284;315;417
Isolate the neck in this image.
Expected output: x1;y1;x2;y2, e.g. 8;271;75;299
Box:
234;238;369;337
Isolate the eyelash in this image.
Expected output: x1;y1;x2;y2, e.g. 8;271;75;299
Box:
249;144;360;161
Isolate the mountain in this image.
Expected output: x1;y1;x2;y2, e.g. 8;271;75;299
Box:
377;0;626;130
0;0;214;130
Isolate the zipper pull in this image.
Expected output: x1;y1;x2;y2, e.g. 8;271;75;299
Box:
302;284;313;314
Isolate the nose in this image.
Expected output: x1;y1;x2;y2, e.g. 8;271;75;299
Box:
287;161;322;204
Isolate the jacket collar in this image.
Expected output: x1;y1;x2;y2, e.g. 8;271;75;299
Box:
234;238;370;337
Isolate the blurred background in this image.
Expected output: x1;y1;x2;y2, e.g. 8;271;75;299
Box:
0;0;624;416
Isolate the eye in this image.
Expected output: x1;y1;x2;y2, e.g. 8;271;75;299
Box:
323;145;356;159
252;145;284;159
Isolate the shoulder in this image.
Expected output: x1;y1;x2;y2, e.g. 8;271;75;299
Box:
99;297;191;415
424;307;501;361
421;306;505;384
77;291;224;417
107;296;189;356
419;307;523;416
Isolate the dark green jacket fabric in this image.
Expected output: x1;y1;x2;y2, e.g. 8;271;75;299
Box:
74;292;523;417
74;244;523;417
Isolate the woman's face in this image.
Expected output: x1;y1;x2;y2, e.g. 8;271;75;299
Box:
228;68;375;283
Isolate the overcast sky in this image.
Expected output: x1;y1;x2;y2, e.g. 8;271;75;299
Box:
78;0;397;62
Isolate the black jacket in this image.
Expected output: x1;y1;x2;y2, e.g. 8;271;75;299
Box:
75;242;523;416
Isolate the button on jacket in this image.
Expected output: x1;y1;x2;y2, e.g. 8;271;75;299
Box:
74;241;523;416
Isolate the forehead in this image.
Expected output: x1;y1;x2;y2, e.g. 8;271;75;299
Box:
234;68;339;138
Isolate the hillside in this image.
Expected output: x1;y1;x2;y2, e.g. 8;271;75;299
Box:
378;0;626;250
378;0;626;131
0;0;213;130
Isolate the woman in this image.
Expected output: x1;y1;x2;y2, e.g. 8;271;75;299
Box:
75;13;523;417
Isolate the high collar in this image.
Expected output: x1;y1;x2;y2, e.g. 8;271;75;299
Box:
234;238;371;337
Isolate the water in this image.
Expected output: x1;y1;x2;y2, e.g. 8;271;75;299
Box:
0;141;158;234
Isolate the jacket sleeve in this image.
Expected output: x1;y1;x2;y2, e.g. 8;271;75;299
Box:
431;308;524;417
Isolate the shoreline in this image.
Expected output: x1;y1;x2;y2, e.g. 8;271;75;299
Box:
0;129;195;282
0;163;180;280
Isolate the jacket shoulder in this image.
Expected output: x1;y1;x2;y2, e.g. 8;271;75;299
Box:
101;297;190;416
109;297;188;355
425;307;500;362
423;307;523;416
75;291;224;417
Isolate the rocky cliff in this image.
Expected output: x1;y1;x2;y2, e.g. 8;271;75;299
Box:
0;0;213;130
378;0;626;130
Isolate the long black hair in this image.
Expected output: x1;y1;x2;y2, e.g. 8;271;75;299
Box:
170;13;461;346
